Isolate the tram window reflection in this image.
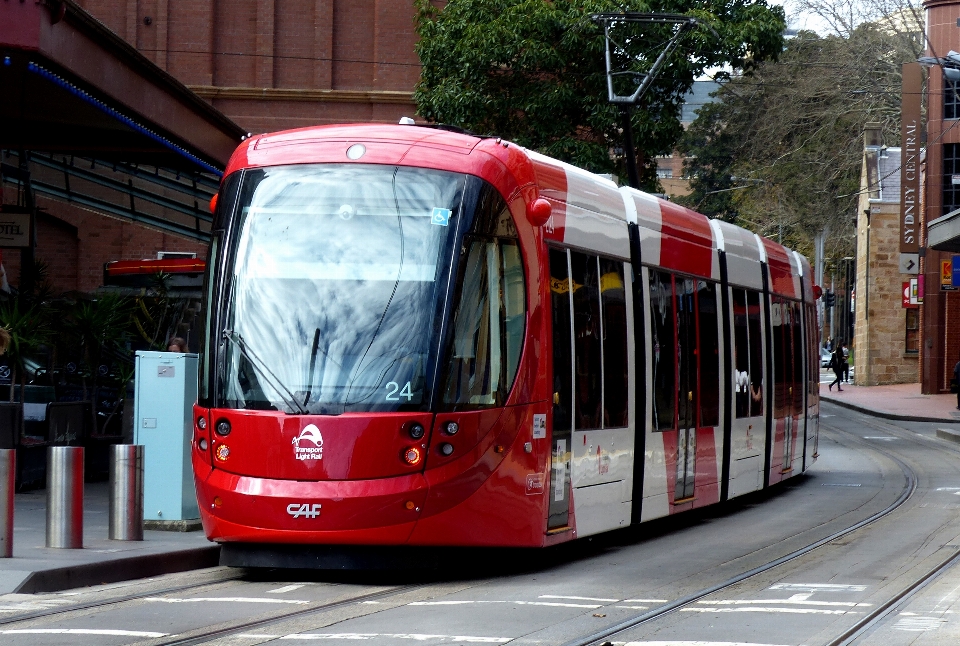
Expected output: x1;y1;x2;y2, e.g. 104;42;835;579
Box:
732;289;750;419
600;259;628;428
747;290;763;417
649;270;676;431
549;248;573;432
698;281;720;427
571;251;602;430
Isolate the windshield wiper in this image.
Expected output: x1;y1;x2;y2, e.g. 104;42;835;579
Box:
222;329;306;414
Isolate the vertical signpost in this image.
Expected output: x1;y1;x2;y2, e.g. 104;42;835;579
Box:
901;62;922;272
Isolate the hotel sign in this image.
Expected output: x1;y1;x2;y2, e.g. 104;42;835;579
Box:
0;213;29;248
900;62;922;254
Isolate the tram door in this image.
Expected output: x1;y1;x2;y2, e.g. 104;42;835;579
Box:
548;248;573;529
771;298;802;479
675;278;698;501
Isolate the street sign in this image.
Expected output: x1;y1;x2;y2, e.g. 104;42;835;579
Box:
954;255;960;287
899;253;920;274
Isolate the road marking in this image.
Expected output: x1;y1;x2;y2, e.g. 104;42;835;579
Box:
893;616;946;631
145;596;310;605
769;583;866;593
267;585;307;594
822;483;862;487
615;605;649;610
409;600;602;608
683;607;853;615
539;594;619;602
0;599;74;612
696;599;870;607
621;642;791;646
624;598;669;603
239;634;511;642
0;629;169;637
863;437;898;441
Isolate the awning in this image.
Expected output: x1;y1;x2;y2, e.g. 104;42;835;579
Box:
928;208;960;252
0;0;244;174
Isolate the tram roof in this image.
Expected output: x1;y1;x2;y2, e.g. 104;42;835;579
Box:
0;1;245;173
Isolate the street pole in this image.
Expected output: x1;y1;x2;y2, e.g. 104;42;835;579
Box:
620;107;641;189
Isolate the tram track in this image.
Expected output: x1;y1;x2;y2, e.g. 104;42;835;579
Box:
5;404;956;646
561;408;928;646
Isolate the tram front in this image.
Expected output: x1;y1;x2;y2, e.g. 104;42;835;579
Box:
192;139;545;546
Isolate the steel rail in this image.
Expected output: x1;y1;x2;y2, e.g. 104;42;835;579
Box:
154;584;421;646
0;571;244;626
559;414;919;646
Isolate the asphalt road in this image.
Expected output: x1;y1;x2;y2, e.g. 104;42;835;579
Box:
3;402;960;646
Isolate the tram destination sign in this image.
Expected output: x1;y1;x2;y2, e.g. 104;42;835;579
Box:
900;62;921;254
0;213;29;248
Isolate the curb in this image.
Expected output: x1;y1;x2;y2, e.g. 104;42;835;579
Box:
13;545;220;594
821;395;960;424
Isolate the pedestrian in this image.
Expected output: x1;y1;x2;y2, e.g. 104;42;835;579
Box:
841;342;850;383
954;358;960;410
828;345;844;392
167;337;189;353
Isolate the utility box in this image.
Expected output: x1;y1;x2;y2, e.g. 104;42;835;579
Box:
133;351;199;524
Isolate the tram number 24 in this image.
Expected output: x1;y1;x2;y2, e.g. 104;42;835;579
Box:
385;381;415;401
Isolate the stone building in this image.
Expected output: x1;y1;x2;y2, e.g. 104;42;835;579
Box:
854;125;920;385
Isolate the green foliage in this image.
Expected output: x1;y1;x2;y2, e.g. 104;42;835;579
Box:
678;22;920;258
415;0;786;189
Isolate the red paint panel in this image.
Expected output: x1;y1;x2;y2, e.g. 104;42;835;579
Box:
762;239;798;298
194;455;424;543
206;409;433;481
692;428;720;508
532;159;567;242
658;200;714;278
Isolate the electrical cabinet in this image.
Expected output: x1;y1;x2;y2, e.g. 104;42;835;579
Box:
133;351;199;522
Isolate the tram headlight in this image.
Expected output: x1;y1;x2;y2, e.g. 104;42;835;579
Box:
402;446;423;466
439;443;454;456
215;444;230;461
443;422;459;436
215;419;231;437
407;423;425;440
198;438;208;451
197;417;207;431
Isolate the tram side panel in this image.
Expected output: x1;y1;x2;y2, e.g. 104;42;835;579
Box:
633;203;724;521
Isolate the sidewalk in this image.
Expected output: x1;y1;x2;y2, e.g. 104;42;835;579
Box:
819;378;960;423
0;481;218;594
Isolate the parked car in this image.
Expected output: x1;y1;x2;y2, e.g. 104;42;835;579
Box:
821;348;833;368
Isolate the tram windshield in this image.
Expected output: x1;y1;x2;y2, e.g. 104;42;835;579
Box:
212;164;524;414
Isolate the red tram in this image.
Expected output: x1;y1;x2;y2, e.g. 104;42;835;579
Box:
192;124;819;555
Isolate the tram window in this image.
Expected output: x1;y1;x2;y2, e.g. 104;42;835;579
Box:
677;278;698;429
698;281;720;427
649;270;676;431
600;259;628;428
771;297;789;417
732;289;750;419
571;251;603;430
792;302;804;410
502;243;525;388
747;290;763;417
550;249;573;432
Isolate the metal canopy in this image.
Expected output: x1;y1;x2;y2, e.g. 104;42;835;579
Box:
928;208;960;253
0;1;244;174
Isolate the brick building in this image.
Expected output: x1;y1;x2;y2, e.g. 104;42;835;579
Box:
2;1;423;295
75;0;421;135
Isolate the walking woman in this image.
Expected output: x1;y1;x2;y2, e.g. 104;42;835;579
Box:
828;343;844;392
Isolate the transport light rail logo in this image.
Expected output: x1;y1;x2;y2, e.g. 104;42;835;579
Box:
287;503;322;519
292;424;324;461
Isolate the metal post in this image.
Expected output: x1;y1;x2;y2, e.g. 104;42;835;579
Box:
46;446;83;549
0;449;13;558
109;444;143;541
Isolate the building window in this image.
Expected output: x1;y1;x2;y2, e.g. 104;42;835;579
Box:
943;143;960;216
905;308;919;354
656;168;674;179
947;79;960;120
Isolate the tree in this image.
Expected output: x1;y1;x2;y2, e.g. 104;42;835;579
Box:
414;0;786;190
677;17;922;258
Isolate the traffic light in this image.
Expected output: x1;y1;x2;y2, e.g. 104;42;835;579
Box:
824;291;835;307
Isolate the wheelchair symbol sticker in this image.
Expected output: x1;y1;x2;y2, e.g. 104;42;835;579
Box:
431;208;451;227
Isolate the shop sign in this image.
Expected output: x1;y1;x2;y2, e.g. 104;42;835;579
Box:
0;213;29;248
942;260;957;290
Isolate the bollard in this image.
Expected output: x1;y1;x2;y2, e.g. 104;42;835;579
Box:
0;449;13;558
109;444;143;541
46;446;84;549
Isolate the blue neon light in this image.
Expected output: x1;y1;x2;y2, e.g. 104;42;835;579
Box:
27;61;223;177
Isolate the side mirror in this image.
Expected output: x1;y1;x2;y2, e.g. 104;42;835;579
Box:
527;198;552;227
